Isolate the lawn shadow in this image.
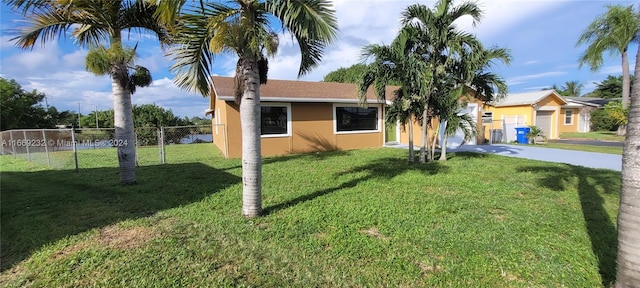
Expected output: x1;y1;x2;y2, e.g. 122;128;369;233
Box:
0;163;241;271
263;156;447;215
517;164;620;286
263;149;351;165
449;144;524;155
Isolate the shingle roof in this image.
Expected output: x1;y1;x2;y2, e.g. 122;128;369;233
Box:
211;76;398;104
491;90;566;107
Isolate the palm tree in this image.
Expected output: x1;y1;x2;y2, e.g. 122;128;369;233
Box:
7;0;169;184
560;80;584;96
435;45;510;161
161;1;337;217
399;0;484;163
615;36;640;288
577;4;640;108
358;27;429;163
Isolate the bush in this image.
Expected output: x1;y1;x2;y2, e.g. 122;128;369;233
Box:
590;102;628;131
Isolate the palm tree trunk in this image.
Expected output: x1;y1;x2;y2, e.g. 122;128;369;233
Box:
615;45;640;288
419;103;429;163
408;119;415;162
238;56;262;217
618;51;631;136
439;120;448;161
622;51;631;109
430;121;439;161
112;63;137;185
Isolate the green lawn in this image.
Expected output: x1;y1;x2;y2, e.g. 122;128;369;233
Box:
560;131;625;142
0;144;621;287
534;142;623;155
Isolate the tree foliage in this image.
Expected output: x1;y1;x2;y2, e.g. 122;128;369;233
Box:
323;64;368;83
0;77;75;130
590;101;629;131
586;75;635;99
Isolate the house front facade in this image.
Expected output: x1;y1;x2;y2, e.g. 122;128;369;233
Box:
208;76;396;158
485;90;583;142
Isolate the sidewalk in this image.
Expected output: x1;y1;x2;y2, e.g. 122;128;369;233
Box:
386;143;622;171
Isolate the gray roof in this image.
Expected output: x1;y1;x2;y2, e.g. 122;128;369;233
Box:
491;89;565;107
563;96;613;107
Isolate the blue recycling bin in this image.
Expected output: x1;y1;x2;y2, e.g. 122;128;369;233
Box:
515;127;531;144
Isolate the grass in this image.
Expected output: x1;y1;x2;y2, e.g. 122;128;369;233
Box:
533;142;623;155
1;144;621;287
560;131;625;142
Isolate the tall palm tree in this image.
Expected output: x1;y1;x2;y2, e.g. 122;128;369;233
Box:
577;4;640;108
7;0;170;184
358;27;429;163
615;36;640;288
399;0;484;163
161;1;337;217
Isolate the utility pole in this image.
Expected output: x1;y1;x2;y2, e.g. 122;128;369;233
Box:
95;105;99;129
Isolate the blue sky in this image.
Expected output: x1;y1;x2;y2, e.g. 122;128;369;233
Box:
1;0;638;118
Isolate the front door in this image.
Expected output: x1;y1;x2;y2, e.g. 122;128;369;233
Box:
385;123;397;143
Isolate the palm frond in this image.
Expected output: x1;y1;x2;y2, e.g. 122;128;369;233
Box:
267;0;338;77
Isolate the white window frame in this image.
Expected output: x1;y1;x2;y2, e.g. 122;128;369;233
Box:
333;103;382;134
564;110;573;125
261;103;292;138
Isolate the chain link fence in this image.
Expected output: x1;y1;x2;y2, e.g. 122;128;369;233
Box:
0;125;217;170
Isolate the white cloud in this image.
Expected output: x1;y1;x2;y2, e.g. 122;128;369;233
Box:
507;71;567;84
524;60;539;65
523;85;553;91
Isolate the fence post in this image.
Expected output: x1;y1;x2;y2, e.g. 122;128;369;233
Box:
134;131;139;167
9;130;16;158
22;130;31;162
71;128;78;172
160;127;166;164
42;130;51;166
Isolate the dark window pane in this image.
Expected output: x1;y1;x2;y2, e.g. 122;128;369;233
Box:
336;107;378;132
261;106;288;135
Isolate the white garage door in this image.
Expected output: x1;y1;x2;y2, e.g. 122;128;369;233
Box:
535;111;553;139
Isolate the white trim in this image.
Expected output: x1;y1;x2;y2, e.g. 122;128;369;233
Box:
564;109;573;125
333;103;382;134
260;103;292;138
217;95;392;105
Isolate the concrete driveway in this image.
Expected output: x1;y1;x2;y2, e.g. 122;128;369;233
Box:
387;143;622;171
450;144;621;171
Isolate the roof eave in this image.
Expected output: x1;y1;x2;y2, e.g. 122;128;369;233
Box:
217;95;392;105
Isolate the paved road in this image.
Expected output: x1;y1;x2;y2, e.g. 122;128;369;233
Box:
549;139;624;147
388;143;622;171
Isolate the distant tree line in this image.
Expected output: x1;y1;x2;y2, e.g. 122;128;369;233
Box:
1;77;210;133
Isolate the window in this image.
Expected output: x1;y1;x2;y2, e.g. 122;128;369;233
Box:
335;106;379;132
564;110;573;125
261;105;290;136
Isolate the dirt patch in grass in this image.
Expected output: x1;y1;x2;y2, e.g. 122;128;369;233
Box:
417;261;443;275
50;241;91;260
98;225;155;250
360;227;388;240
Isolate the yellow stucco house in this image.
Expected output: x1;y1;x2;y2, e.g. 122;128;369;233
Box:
484;90;585;142
208;76;397;158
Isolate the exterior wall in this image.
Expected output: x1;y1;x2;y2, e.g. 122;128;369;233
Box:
485;105;535;127
398;117;439;147
558;107;580;134
211;95;233;157
485;95;567;141
216;101;385;158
